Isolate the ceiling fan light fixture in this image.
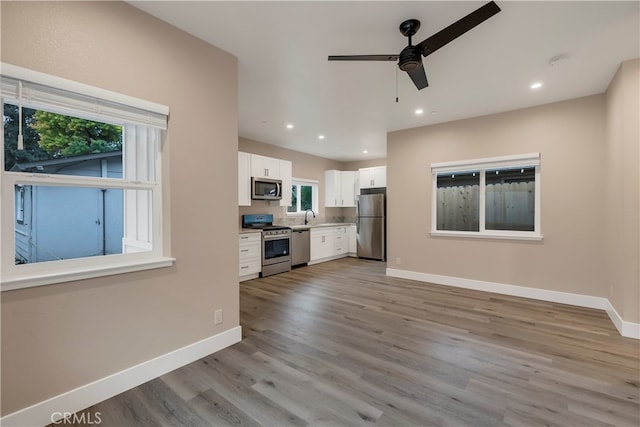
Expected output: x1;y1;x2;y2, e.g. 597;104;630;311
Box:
398;46;422;72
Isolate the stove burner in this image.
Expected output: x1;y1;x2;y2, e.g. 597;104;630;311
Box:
242;214;290;232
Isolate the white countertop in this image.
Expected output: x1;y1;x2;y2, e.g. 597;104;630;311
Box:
240;223;355;233
289;223;355;230
239;228;262;234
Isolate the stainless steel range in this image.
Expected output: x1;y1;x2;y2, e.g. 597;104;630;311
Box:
242;214;291;277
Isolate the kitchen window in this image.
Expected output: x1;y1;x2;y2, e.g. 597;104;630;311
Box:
431;153;542;240
287;178;318;214
1;63;173;290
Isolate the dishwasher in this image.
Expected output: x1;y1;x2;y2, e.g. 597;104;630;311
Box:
291;228;310;267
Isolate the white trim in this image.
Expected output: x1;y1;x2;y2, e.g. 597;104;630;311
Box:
1;62;168;116
386;268;639;339
0;326;242;427
287;178;319;215
604;300;640;339
431;152;540;173
1;257;175;291
431;153;541;239
430;230;543;241
291;177;319;185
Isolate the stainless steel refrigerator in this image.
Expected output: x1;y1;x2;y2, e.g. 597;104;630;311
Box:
356;188;386;261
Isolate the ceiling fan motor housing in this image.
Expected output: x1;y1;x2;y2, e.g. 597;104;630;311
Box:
398;46;422;72
327;2;501;90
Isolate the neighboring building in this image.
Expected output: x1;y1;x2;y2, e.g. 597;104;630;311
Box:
13;151;123;264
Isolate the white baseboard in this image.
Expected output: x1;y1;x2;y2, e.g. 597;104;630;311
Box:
604;300;640;339
386;268;639;340
1;326;242;427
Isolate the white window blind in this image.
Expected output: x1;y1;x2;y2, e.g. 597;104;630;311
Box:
1;63;167;129
431;153;540;175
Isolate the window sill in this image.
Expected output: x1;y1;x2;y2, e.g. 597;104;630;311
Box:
1;257;175;291
431;230;543;241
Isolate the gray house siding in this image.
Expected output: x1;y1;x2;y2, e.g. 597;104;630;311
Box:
14;154;123;264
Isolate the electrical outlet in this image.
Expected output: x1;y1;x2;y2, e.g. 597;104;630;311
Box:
396;257;402;265
214;309;223;325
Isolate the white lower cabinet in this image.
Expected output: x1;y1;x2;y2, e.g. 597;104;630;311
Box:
310;226;352;264
239;232;261;281
333;226;346;257
310;228;334;262
348;224;357;256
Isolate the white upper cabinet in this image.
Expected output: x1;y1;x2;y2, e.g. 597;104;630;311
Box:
358;166;386;190
238;152;252;206
340;171;356;206
325;170;356;207
325;170;341;207
278;159;292;207
251;154;281;179
238;152;292;207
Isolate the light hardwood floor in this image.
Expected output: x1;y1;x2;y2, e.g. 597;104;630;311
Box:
65;258;639;426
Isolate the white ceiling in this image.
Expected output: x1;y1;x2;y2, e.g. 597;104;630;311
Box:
131;1;639;162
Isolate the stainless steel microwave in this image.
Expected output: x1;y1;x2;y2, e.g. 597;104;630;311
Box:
251;177;282;200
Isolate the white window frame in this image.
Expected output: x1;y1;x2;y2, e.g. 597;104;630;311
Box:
431;153;542;241
287;178;319;215
1;63;174;291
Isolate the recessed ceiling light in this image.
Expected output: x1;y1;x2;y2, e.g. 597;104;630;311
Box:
530;82;543;90
415;108;424;115
318;134;325;140
363;150;368;154
286;123;294;129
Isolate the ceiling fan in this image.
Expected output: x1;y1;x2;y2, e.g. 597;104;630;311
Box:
328;1;501;90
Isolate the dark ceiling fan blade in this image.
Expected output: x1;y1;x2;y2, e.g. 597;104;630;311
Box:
328;55;399;61
407;63;429;90
416;1;501;58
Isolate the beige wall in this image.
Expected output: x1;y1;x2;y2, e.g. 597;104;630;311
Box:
1;1;239;415
605;59;640;323
387;95;609;299
239;137;349;223
342;158;387;171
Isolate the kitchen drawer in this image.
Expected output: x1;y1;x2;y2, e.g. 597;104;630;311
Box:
239;233;261;243
239;232;261;279
334;233;345;254
239;258;261;276
239;243;261;259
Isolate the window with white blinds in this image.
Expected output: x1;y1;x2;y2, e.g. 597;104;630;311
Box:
1;63;173;290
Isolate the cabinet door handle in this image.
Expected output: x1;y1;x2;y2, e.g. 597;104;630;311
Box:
241;249;249;253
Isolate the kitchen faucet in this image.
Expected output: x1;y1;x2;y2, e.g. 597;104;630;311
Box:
304;209;316;225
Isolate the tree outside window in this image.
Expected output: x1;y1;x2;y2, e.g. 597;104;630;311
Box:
288;179;318;214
